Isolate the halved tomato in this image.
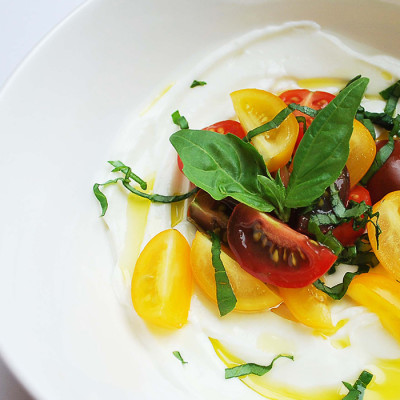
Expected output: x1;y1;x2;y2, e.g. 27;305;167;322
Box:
177;120;246;171
227;204;337;288
131;229;192;329
367;190;400;280
230;89;299;172
279;285;335;333
190;231;282;312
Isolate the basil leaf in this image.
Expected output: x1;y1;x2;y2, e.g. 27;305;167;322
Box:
93;179;122;216
210;232;237;317
170;130;274;212
173;351;188;365
171;110;189;129
308;220;343;256
341;370;373;400
285;77;369;208
225;354;294;379
357;107;394;130
190;80;207;88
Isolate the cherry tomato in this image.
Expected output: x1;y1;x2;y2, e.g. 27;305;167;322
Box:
367;190;400;280
347;273;400;341
190;231;282;312
230;89;299;172
279;89;335;150
367;139;400;204
131;229;192;329
332;185;372;246
177;120;246;171
347;119;376;188
227;204;337;288
279;285;335;334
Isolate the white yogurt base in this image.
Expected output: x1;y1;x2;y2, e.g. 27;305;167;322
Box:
103;21;400;400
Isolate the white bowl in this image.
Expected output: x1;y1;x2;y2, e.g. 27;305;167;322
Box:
0;0;399;399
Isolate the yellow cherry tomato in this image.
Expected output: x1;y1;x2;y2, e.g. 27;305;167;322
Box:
347;273;400;319
230;89;299;172
367;191;400;280
131;229;192;329
279;285;335;334
190;231;282;312
347;119;376;188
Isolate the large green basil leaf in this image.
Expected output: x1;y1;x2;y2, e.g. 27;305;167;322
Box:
285;77;369;208
170;130;274;212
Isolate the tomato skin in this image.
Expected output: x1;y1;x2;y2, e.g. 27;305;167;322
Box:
177;120;246;171
227;204;337;288
367;139;400;204
131;229;192;329
279;89;335;151
332;185;372;246
367;191;400;280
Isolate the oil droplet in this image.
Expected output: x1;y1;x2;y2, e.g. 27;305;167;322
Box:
210;338;340;400
118;176;155;282
171;197;185;227
140;83;174;115
381;70;393;81
297;77;347;90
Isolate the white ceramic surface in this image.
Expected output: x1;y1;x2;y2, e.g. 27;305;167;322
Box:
0;0;399;399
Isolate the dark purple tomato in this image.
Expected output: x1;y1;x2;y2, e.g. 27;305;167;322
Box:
227;204;337;288
367;139;400;204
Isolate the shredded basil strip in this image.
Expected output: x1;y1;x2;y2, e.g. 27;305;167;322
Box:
190;80;207;88
225;355;294;379
341;370;373;400
171;110;189;129
380;80;400;117
210;232;237;316
244;103;317;142
93;162;198;216
357;107;394;130
172;351;188;365
308;220;343;256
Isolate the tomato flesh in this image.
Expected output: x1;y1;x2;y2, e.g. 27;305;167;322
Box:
227;204;337;288
332;185;372;246
177;120;246;171
367;139;400;204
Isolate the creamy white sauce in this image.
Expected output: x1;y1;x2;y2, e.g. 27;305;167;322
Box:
104;21;400;400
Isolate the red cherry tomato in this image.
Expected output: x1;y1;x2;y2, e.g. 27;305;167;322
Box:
367;139;400;204
177;120;246;171
332;185;372;246
279;89;335;150
227;204;337;288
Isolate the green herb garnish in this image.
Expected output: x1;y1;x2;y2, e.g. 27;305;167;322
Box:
190;80;207;88
341;370;373;400
173;351;188;365
93;161;198;216
225;354;294;379
171;110;189;129
210;232;237;316
380;79;400;117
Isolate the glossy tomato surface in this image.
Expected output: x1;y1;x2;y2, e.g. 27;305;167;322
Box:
367;139;400;204
177;120;246;171
279;89;335;150
227;204;337;288
332;185;372;246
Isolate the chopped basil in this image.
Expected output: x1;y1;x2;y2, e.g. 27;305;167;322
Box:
210;232;237;316
225;354;294;379
171;110;189;129
93;161;198;216
172;351;188;365
341;370;373;400
308;220;343;256
190;80;207;88
380;80;400;117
